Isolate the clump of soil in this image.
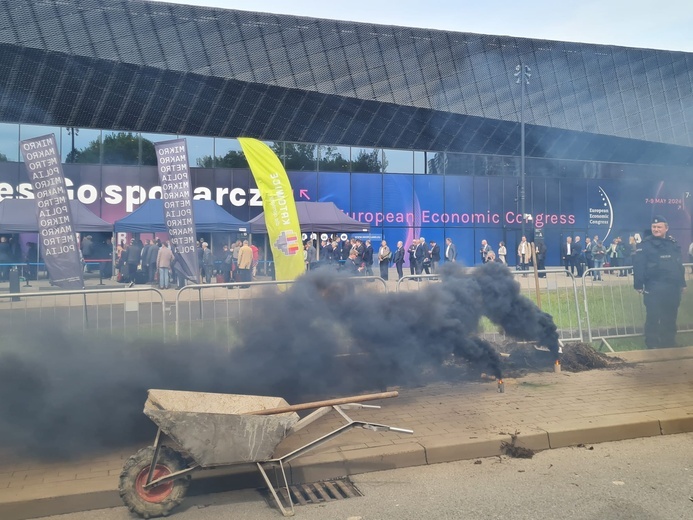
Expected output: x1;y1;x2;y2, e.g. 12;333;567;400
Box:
500;431;534;459
498;341;623;376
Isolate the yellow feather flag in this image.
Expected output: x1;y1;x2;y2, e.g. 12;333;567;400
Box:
238;138;305;282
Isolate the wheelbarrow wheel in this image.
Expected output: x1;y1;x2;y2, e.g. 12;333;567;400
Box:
119;446;190;518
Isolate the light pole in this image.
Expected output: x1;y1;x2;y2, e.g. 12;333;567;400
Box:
514;62;531;240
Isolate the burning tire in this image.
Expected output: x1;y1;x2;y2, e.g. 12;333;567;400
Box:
119;446;190;518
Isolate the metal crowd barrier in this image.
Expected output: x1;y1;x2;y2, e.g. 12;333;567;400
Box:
582;264;693;351
0;286;166;341
174;275;389;345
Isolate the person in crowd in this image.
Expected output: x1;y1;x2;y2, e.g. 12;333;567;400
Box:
140;239;152;282
517;236;529;272
196;240;204;280
116;241;126;282
408;240;417;276
24;241;38;280
583;237;593;272
573;236;585;277
237;239;253;287
232;240;241;272
304;240;317;270
127;238;142;283
428;240;440;273
378;239;391;280
498;241;507;265
625;235;637;275
201;241;214;283
363;239;374;276
345;250;364;276
486;251;502;263
561;236;574;276
415;237;428;275
393;240;405;280
250;242;259;278
608;237;626;276
445;237;457;263
590;237;606;281
156;241;175;289
480;239;491;264
633;215;686;349
82;235;94;272
341;238;351;263
221;244;232;283
535;240;547;277
146;239;160;283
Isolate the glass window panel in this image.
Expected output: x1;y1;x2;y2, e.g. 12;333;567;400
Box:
139;132;177;166
351;147;382;173
181;135;214;168
61;127;102;164
97;131;141;165
275;142;317;172
317;145;350;172
382;148;412;174
213;137;245;168
0;123;19;162
413;150;429;175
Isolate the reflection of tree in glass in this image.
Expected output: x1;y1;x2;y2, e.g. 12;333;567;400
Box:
352;149;386;173
196;150;247;168
70;132;156;165
0;153;7;162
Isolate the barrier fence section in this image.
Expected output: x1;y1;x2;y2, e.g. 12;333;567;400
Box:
0;286;167;341
395;269;583;345
582;264;693;350
174;276;389;346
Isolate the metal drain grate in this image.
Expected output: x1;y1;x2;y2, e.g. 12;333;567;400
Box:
264;477;363;508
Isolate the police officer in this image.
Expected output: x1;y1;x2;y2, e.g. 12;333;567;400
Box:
633;215;686;348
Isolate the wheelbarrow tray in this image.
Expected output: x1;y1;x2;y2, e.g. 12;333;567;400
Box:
144;389;300;467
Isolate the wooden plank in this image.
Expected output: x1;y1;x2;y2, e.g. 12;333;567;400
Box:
323;481;343;499
290;486;308;505
301;484;320;503
313;483;333;502
334;479;358;498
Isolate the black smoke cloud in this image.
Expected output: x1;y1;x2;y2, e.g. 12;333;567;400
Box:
0;262;558;460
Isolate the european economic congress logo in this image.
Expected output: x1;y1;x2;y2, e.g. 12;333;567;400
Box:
589;186;614;242
274;230;300;256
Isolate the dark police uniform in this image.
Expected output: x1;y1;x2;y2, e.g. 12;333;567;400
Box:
633;216;686;348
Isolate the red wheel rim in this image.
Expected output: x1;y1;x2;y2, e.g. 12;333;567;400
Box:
135;465;174;502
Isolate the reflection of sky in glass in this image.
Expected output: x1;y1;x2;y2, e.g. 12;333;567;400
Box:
382;148;413;174
214;137;242;158
180;135;213;166
0;123;19;161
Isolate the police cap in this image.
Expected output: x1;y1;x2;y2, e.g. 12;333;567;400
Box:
651;215;667;224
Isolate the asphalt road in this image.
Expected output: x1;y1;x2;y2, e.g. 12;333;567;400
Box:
41;433;693;520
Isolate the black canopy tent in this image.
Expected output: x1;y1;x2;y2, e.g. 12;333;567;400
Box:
0;198;113;233
114;199;248;233
248;202;369;234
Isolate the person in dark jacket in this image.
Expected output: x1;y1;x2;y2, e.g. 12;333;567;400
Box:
393;241;405;280
363;239;374;276
429;240;441;273
633;215;686;349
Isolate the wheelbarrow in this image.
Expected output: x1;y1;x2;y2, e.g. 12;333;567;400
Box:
119;389;413;518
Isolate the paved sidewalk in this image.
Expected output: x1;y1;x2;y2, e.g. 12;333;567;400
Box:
2;347;693;520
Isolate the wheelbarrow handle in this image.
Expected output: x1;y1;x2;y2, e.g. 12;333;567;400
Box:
247;391;399;415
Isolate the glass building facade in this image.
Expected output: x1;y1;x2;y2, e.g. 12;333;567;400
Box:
0;0;691;266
